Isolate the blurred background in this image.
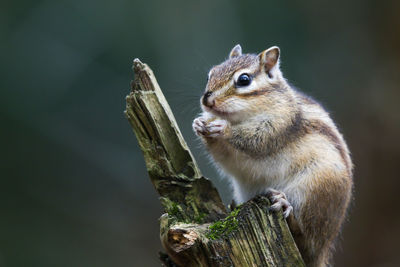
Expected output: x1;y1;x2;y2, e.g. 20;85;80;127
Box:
1;0;399;266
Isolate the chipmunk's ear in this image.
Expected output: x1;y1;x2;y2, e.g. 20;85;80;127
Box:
258;46;280;75
229;44;242;58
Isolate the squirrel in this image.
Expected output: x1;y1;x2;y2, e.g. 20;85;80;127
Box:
192;44;353;267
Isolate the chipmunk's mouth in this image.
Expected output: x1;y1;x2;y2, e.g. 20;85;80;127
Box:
203;105;232;117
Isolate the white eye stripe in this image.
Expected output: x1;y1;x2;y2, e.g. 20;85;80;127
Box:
235;79;260;94
211;83;232;97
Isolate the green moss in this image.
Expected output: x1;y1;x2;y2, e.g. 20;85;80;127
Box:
163;199;180;217
194;212;207;224
169;201;180;216
162;198;206;224
206;207;241;240
161;198;184;223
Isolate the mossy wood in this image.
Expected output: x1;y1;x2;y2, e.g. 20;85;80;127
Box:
125;59;305;267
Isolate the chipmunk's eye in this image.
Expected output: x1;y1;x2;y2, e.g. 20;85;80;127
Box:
236;73;251;87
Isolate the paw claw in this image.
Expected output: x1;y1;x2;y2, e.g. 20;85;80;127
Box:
283;206;293;218
264;188;293;219
192;118;206;136
192;117;227;138
270;203;282;211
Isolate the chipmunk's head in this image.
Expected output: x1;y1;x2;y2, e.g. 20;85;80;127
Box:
201;44;289;123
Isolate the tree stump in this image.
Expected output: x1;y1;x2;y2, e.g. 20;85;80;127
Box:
125;59;305;267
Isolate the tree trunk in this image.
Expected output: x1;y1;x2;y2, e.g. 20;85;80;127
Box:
125;59;305;267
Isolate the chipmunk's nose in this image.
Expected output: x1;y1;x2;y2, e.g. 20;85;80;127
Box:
202;91;214;107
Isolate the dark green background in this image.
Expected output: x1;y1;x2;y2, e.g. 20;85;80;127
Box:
1;0;399;266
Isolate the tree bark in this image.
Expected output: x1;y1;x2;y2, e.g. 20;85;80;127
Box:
125;59;305;267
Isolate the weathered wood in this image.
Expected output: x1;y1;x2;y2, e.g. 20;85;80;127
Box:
125;59;305;267
125;59;226;224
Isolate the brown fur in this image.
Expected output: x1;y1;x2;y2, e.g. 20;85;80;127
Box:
305;120;352;173
296;170;352;267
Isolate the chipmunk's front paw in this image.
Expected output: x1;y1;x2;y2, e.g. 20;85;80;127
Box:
193;118;227;138
265;188;293;218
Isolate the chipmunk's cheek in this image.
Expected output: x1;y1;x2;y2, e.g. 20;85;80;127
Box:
203;100;228;117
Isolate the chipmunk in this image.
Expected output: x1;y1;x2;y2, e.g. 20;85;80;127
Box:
192;44;353;267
